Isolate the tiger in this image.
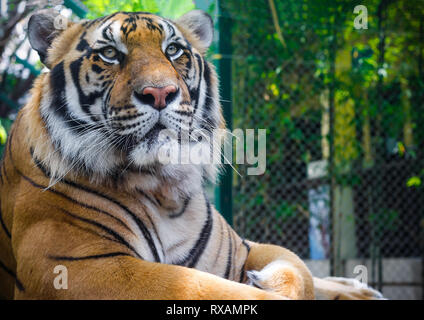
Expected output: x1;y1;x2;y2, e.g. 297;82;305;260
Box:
0;9;385;300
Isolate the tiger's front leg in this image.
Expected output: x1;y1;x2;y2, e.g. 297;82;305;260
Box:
243;242;385;300
313;277;386;300
243;242;315;300
13;220;285;300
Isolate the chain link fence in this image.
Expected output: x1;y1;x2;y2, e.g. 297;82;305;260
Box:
221;0;424;300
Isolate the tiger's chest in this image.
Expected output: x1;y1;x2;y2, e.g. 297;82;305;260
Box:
131;191;248;283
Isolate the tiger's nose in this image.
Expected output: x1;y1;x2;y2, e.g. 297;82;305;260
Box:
135;85;178;110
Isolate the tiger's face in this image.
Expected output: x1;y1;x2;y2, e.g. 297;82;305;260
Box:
28;10;223;185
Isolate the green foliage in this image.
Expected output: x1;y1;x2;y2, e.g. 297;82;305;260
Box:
368;209;400;233
226;0;424;235
83;0;195;19
274;201;301;220
0;120;7;145
407;169;424;188
0;118;13;156
407;176;421;188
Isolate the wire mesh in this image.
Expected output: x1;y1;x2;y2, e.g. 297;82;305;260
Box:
223;0;424;300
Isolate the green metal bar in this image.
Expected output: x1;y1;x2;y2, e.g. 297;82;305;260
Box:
216;0;233;225
64;0;88;18
13;55;40;76
328;15;337;277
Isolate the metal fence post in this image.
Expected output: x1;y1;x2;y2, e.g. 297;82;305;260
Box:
64;0;87;18
328;15;337;278
215;0;233;225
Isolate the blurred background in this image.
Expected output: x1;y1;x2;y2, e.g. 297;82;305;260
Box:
0;0;423;299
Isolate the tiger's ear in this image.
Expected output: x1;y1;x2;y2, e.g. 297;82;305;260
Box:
176;10;214;52
28;9;70;67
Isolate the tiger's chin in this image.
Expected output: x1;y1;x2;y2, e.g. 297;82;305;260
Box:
127;130;220;195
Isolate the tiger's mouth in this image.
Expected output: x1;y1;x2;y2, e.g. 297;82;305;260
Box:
141;123;167;146
110;122;167;152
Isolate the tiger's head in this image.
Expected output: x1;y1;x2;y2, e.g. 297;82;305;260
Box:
26;9;224;193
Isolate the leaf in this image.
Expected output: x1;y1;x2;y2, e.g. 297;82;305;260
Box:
0;121;7;145
406;176;421;187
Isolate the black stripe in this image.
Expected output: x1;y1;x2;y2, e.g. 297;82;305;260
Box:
164;20;176;38
121;16;137;39
2;163;9;183
176;196;213;268
0;259;25;292
83;13;115;30
201;61;217;131
16;172;142;259
0;259;15;279
102;23;115;42
230;229;237;280
238;239;251;283
50;62;70;119
1;163;8;184
30;153;134;235
70;57;104;118
224;223;233;279
30;154;161;262
66;218;120;245
168;197;191;219
57;207;142;259
140;207;165;260
187;198;213;268
59;180;161;262
97;12;121;29
182;52;192;77
136;188;160;207
251;282;263;290
112;113;145;121
48;252;131;261
91;64;104;74
190;54;204;112
211;215;225;271
49;61;94;134
174;110;193;116
0;206;11;239
142;17;163;34
76;36;89;52
242;239;251;252
103;82;114;118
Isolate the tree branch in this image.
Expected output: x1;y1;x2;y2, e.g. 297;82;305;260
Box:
268;0;286;48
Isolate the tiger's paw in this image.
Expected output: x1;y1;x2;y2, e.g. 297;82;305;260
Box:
246;260;305;300
322;277;386;300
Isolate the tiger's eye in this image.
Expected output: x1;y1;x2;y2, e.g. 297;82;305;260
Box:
101;47;118;59
166;44;179;56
